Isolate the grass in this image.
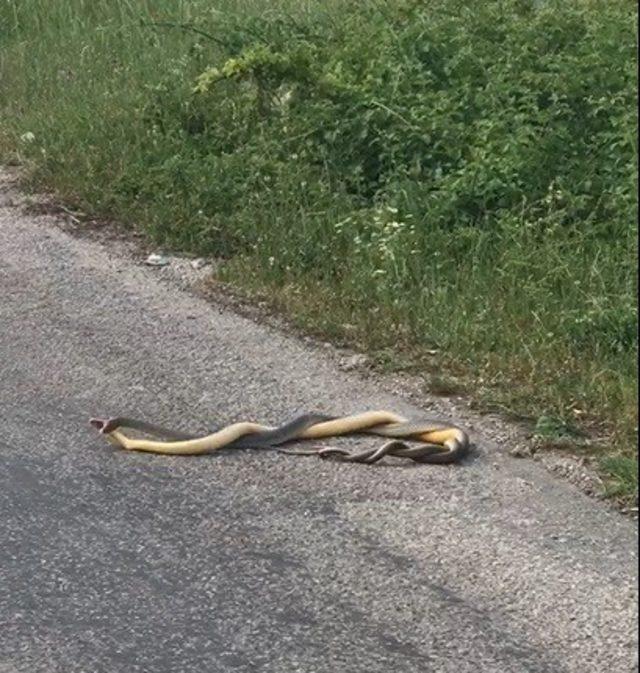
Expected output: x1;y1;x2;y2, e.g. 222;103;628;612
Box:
599;456;638;504
0;0;637;503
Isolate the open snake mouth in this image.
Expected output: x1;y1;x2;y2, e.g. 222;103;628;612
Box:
89;418;109;433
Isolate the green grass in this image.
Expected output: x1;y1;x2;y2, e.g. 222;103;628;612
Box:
0;0;637;503
600;455;638;504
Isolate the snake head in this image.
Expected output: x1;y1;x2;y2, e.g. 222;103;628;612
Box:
89;418;112;434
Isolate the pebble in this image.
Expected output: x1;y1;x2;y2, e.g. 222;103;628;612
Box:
339;354;370;371
145;253;169;267
510;444;534;458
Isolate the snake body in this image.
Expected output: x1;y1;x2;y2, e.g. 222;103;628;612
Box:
90;411;470;464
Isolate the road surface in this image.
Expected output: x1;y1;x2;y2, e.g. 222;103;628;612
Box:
0;174;637;672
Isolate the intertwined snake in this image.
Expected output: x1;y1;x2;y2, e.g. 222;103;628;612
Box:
89;411;469;464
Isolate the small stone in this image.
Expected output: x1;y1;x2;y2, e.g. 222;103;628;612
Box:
190;258;207;270
145;253;169;267
510;444;533;458
339;354;370;371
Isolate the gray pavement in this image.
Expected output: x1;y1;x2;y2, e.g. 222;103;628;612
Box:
0;175;637;673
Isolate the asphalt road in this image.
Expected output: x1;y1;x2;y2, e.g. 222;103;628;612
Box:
0;175;637;673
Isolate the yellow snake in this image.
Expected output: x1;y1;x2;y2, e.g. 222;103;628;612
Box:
89;411;469;464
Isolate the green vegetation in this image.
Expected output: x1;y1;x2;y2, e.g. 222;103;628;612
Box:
0;0;637;501
600;455;638;503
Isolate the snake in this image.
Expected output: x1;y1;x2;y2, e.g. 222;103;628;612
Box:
89;411;470;464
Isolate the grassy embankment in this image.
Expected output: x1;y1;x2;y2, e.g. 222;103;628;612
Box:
0;0;636;501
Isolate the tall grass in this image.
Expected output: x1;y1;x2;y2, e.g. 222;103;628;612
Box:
1;0;637;496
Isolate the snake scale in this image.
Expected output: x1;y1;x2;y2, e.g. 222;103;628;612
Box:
90;410;469;464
